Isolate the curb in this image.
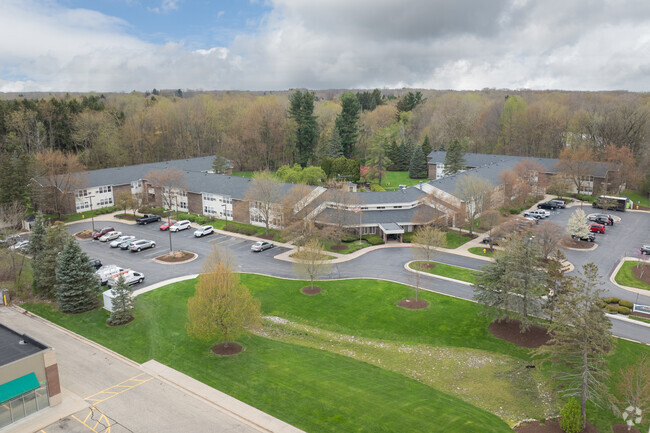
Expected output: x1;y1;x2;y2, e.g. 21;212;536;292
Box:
151;251;199;265
131;274;200;297
609;258;650;297
403;260;473;286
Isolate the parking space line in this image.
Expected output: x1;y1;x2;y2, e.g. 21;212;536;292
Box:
84;373;153;406
71;406;111;433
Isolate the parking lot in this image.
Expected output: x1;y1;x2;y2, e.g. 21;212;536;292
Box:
66;221;290;289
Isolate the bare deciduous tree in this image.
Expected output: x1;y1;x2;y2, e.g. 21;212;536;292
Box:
293;238;332;291
532;221;564;259
32;150;86;216
455;174;493;234
245;171;285;235
146;168;187;252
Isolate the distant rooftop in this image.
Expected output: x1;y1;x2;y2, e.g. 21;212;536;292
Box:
0;324;48;367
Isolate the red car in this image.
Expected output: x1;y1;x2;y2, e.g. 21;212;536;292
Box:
587;222;605;234
92;226;115;240
159;220;177;231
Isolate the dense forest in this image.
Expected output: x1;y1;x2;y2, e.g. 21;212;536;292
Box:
0;88;648;203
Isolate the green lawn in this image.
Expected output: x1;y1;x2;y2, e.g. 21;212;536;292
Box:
232;171;255;178
43;206;119;223
468;247;496;258
614;260;650;291
208;219;283;241
410;261;477;284
21;275;649;432
380;171;424;188
445;230;474;249
622;189;650;208
321;239;372;254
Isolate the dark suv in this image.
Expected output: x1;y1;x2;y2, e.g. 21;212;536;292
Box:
537;202;558;210
572;233;595;242
549;200;566;208
587;213;613;225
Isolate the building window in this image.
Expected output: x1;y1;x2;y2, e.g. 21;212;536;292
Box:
362;227;376;235
376;206;385;210
76;189;88;198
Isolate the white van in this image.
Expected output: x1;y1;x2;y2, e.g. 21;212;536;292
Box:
95;265;126;285
106;269;145;287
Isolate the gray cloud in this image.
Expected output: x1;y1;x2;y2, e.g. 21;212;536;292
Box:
1;0;650;92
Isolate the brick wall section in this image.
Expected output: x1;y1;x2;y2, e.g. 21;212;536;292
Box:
232;199;250;224
43;349;61;405
112;184;131;206
427;164;436;180
187;192;203;214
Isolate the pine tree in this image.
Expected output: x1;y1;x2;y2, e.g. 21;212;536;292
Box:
421;135;433;161
397;140;409;171
34;222;68;299
408;145;428;179
366;137;392;185
30;214;47;297
444;139;466;175
386;139;400;171
108;276;134;325
327;128;344;158
55;237;99;313
289;90;318;166
334;92;361;158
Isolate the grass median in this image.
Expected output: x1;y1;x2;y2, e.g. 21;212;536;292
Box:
468;247;496;258
409;261;477;284
614;260;650;291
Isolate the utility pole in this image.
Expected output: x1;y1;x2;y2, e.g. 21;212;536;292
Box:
88;195;96;235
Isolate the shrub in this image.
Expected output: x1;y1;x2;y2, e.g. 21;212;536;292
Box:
602;296;620;304
560;398;583;433
619;300;634;308
223;223;257;236
402;232;415;243
369;183;385;192
362;234;384;245
605;305;619;314
341;234;358;243
617;306;631;315
138;206;167;216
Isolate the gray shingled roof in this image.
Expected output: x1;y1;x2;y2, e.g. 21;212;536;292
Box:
316;205;440;226
182;171;308;199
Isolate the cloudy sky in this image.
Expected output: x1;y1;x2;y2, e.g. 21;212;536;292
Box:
2;0;650;92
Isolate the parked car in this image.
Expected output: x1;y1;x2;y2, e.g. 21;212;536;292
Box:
95;265;127;285
572;233;596;242
194;225;214;237
159;220;177;231
641;245;650;255
129;240;156;252
99;230;122;242
9;240;30;251
587;215;612;226
110;235;135;248
481;236;501;246
106;270;145;286
120;238;142;250
587;222;605;233
89;258;103;270
524;216;539;224
136;214;161;225
1;234;23;247
169;220;191;232
523;211;544;220
92;226;115;240
537;202;558;210
549;200;566;208
251;241;274;252
587;213;614;225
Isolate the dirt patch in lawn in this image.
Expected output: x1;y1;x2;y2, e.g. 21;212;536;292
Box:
156;250;197;263
561;237;594;249
489;319;550;349
515;419;600;433
419;262;436;269
211;342;243;356
330;244;348;251
75;230;93;239
632;263;650;285
396;298;429;309
301;286;322;295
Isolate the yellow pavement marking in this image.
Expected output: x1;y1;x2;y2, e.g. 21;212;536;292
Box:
71;406;111;432
84;373;153;405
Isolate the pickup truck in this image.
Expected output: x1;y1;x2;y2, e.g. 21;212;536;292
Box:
136;214;161;225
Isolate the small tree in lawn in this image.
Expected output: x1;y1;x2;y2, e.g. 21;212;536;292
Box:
55;237;99;313
615;355;650;431
186;248;261;353
107;276;134;326
560;398;583;433
413;226;445;265
567;208;590;240
293;238;332;293
116;191;135;218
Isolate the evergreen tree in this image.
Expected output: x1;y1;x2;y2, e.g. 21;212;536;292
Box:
334;92;361;158
366;137;392;185
0;152;31;206
327;127;344;158
30;213;47;296
421;135;433;160
397;140;409;171
443;139;466;175
289;90;318;167
396;91;425;112
33;222;68;299
212;154;230;174
108;276;134;325
409;145;428;179
386;139;400;171
55;237;99;313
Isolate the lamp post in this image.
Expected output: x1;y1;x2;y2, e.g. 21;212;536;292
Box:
88;195;96;235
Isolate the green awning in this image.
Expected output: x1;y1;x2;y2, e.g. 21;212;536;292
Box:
0;373;40;403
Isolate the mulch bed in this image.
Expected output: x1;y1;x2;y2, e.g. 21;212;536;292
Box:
212;342;243;356
612;424;641;433
561;238;594;249
396;298;429;309
632;263;650;285
330;244;348;251
106;316;134;327
75;230;93;239
301;286;322;295
489;319;550;349
515;419;600;433
156;251;197;263
114;214;139;221
258;233;275;240
630;311;650;319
